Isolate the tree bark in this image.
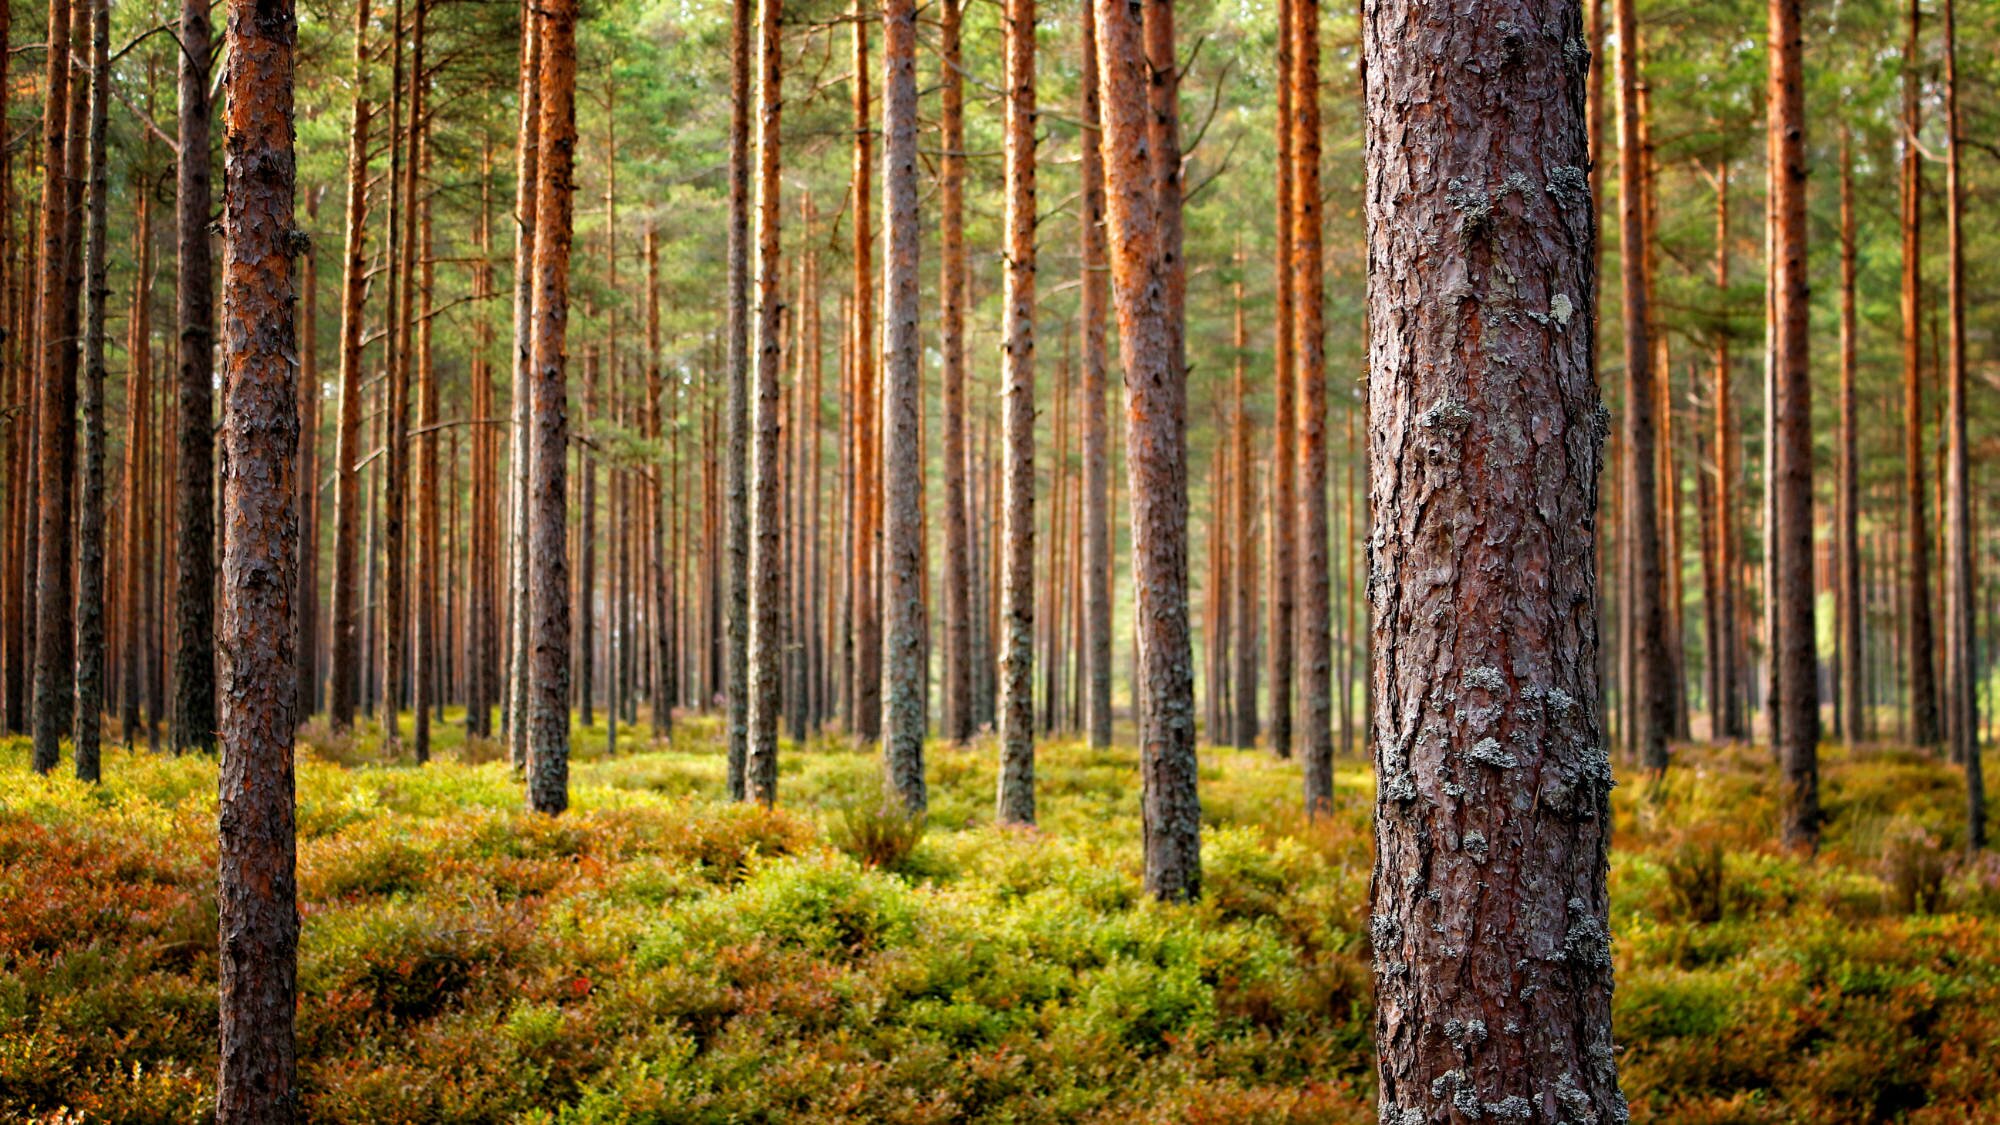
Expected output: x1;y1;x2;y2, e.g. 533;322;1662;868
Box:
1614;0;1669;773
527;0;579;815
1268;0;1295;760
29;0;73;774
1364;0;1624;1113
1078;0;1112;750
328;0;372;731
933;0;970;746
122;193;156;744
214;0;302;1109
295;187;320;726
1232;263;1259;748
72;0;110;781
1769;0;1817;848
172;0;217;756
996;0;1037;825
1899;0;1938;748
1293;0;1331;811
1940;0;1980;846
506;0;541;766
1836;137;1861;748
1711;161;1742;740
1096;0;1198;900
746;0;784;805
879;0;926;811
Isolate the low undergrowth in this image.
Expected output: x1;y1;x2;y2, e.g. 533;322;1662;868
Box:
2;718;1995;1123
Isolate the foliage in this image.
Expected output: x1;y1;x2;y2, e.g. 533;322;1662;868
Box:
2;731;1997;1122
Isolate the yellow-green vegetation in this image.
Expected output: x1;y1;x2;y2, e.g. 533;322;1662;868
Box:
3;721;1997;1123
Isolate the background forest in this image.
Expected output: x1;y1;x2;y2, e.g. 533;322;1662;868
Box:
2;0;1999;1115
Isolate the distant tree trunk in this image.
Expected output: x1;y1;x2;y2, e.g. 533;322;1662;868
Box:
746;0;784;805
1614;0;1668;773
1096;0;1198;900
328;0;372;731
1364;0;1624;1112
72;0;110;782
1292;0;1331;811
29;0;75;774
996;0;1037;826
506;0;541;767
1711;161;1743;739
381;0;423;753
1899;0;1937;748
0;0;16;740
407;5;432;762
1231;265;1258;748
879;0;925;811
1268;0;1295;760
1837;136;1862;747
935;0;970;746
1940;0;1980;846
1769;0;1817;848
466;149;496;739
296;188;320;725
722;0;753;794
849;5;881;745
172;0;216;756
526;0;578;815
213;0;301;1110
644;225;672;738
1078;0;1113;750
122;193;156;745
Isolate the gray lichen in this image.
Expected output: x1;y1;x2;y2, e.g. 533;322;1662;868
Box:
1466;737;1519;769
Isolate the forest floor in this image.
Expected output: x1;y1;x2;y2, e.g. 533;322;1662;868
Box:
3;716;1999;1123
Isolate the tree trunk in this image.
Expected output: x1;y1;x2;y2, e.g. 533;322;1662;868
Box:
72;0;110;781
1078;0;1113;750
1268;0;1295;760
30;0;76;773
1940;0;1980;846
295;188;320;725
1364;0;1623;1112
328;1;372;731
996;0;1037;826
1292;0;1331;811
1836;137;1861;747
1232;266;1259;748
746;0;784;805
1711;161;1742;740
506;0;541;766
171;0;216;757
933;0;971;745
1769;0;1817;848
879;0;926;810
122;193;155;744
1899;0;1938;748
720;0;754;793
214;0;302;1109
1614;0;1669;773
1096;0;1198;900
408;10;432;761
527;0;578;815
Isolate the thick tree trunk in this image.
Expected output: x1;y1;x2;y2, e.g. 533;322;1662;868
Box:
1899;0;1938;748
213;0;302;1110
1292;0;1331;811
1364;0;1623;1113
72;0;110;781
328;2;371;731
996;0;1037;826
1096;0;1198;900
1940;0;1980;845
1614;0;1669;773
172;0;216;756
527;0;579;815
746;0;784;805
1769;0;1817;848
935;0;970;745
29;0;73;774
722;0;753;792
879;0;925;811
849;6;881;745
1837;138;1861;747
